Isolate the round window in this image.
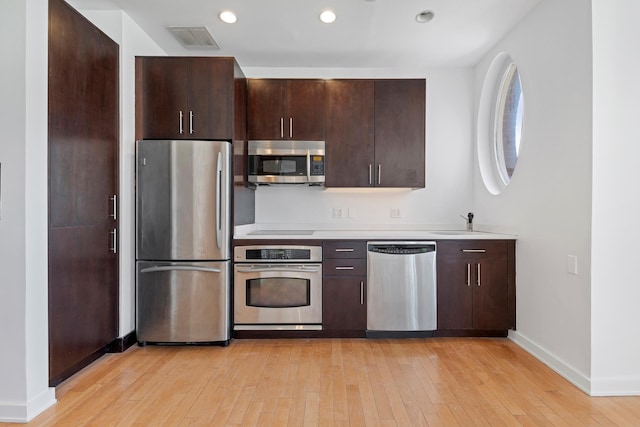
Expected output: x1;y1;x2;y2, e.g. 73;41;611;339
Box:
478;53;524;194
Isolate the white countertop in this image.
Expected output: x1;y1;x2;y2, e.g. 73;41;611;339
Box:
234;224;517;240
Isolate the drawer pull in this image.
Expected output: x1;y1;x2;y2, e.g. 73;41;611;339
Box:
335;248;355;252
335;266;355;270
462;249;486;253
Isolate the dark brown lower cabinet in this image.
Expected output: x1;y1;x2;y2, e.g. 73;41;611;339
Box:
437;240;515;335
48;0;119;385
322;241;367;337
323;275;366;336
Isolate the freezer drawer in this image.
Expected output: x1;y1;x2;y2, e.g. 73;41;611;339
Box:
136;261;230;344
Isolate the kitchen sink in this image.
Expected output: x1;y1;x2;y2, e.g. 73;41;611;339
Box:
247;230;314;235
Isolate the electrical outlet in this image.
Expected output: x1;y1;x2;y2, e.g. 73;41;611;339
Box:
390;208;401;218
332;208;344;219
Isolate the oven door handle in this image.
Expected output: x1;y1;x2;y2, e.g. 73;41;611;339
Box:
236;266;320;273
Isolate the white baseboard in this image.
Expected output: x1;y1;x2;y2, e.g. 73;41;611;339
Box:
590;376;640;396
508;330;591;394
0;387;56;423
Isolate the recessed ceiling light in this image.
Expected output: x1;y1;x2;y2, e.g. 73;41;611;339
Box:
320;10;337;24
415;10;434;23
219;10;237;24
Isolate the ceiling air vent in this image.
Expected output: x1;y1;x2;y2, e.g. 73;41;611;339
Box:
167;26;221;50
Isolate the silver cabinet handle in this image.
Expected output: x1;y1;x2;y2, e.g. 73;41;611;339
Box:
141;265;222;274
289;117;293;138
179;111;184;134
466;263;471;286
335;248;354;252
477;263;481;287
335;266;355;270
378;164;381;185
110;228;117;254
360;281;364;305
369;164;372;185
462;249;486;253
215;151;222;250
280;117;284;138
110;194;117;220
189;110;194;134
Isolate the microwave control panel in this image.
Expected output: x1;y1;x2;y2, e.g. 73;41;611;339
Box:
310;155;325;176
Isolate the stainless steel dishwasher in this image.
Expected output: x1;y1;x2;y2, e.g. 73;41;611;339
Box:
366;241;437;337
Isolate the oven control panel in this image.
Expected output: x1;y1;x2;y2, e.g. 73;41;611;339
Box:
234;245;322;262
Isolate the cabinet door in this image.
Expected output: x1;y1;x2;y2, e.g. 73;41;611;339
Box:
374;79;425;188
186;58;234;140
247;79;287;140
323;277;366;331
437;257;473;329
139;57;189;139
472;257;510;330
287;80;326;140
324;80;375;187
49;0;118;385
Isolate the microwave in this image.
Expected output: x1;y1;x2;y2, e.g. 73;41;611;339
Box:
247;140;325;185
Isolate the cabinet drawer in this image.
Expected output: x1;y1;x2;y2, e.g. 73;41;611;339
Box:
323;241;367;259
323;258;367;276
437;240;509;259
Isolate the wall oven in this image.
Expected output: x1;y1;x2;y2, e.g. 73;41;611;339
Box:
233;245;323;330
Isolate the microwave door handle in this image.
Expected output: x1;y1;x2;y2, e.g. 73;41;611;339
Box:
216;151;222;249
306;150;311;182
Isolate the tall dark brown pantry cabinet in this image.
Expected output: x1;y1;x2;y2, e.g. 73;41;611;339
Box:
48;0;119;386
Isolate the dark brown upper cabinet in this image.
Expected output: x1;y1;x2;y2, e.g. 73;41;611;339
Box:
137;57;236;140
373;79;426;188
324;79;426;188
325;80;375;187
247;79;326;141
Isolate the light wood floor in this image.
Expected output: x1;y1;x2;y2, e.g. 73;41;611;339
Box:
11;338;640;426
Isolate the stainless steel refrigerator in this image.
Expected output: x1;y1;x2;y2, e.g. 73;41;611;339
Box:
136;139;231;345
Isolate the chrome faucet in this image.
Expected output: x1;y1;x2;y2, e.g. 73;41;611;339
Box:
460;212;474;232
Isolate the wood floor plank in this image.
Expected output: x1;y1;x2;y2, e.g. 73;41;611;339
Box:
15;338;640;427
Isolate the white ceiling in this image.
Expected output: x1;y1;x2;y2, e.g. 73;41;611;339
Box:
70;0;541;69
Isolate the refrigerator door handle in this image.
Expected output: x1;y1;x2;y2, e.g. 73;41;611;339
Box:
216;151;222;250
140;265;222;274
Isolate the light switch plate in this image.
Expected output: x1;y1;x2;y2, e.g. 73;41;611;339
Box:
567;255;578;275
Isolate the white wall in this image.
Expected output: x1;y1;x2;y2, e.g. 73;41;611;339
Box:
246;67;475;229
591;0;640;395
473;0;594;391
66;4;165;336
0;0;56;422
